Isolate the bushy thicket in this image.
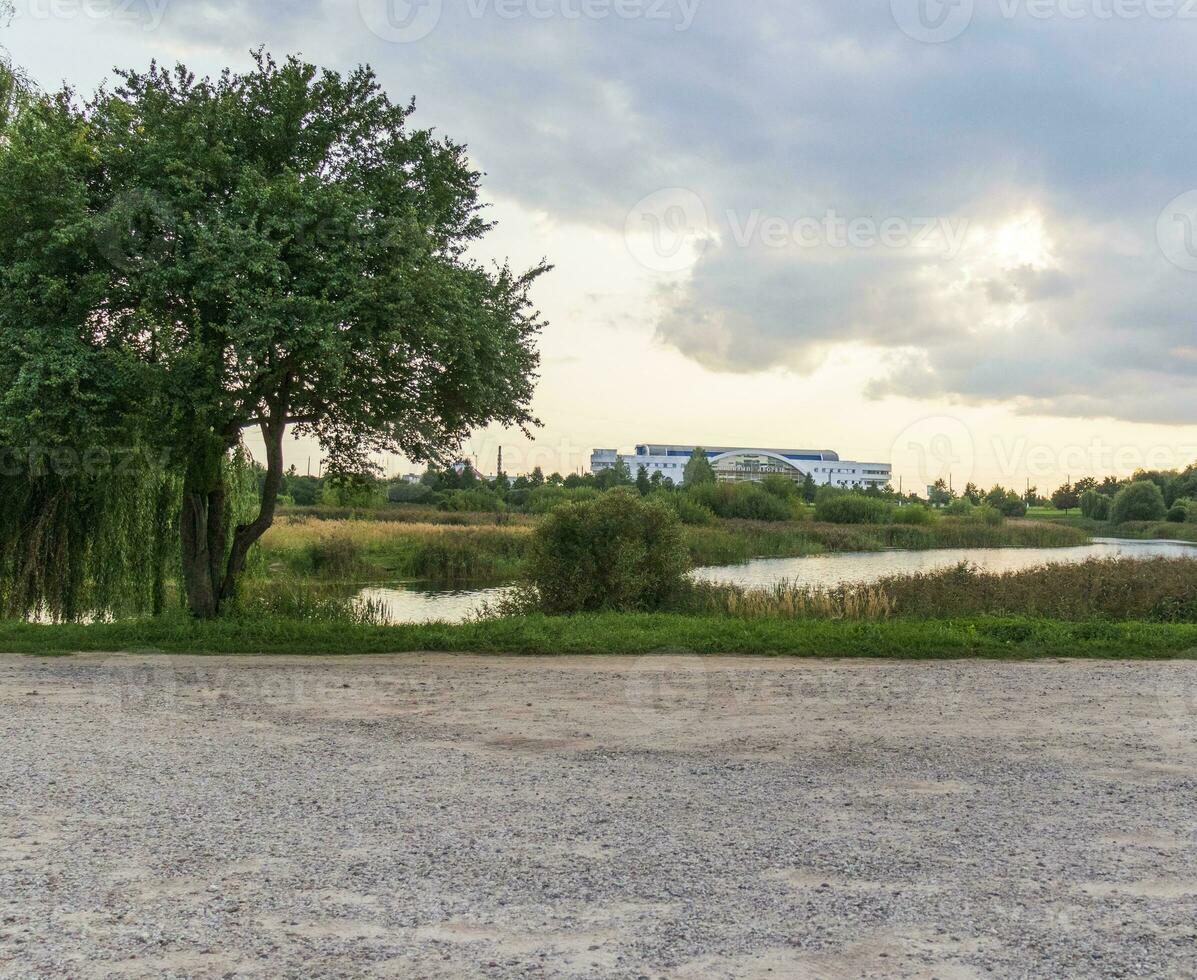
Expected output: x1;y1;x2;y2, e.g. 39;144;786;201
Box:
525;489;688;613
686;481;795;521
1110;480;1168;525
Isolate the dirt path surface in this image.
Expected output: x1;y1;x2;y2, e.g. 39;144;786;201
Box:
2;654;1196;979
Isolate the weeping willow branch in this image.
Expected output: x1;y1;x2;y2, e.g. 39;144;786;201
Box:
0;450;179;622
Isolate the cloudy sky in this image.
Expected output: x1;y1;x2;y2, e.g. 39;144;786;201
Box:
6;0;1197;489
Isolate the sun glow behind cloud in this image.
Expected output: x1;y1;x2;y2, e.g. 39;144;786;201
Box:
7;1;1197;488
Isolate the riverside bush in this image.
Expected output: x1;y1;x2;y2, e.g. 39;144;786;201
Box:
526;489;689;613
813;491;893;525
686;482;793;522
891;504;936;526
1110;481;1168;525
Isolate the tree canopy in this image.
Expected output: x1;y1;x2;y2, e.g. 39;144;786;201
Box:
683;448;716;486
0;51;548;617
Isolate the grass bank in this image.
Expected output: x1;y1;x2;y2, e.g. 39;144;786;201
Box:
1028;513;1197;544
260;518;533;583
684;518;1089;566
2;614;1196;659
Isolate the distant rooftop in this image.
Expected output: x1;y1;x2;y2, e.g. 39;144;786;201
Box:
634;444;842;462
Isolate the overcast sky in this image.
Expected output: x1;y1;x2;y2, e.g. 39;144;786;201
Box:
6;0;1197;489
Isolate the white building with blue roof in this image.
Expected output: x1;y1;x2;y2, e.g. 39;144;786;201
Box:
590;443;891;489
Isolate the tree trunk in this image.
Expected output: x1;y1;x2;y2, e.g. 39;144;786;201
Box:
179;414;287;618
180;440;229;619
219;417;287;605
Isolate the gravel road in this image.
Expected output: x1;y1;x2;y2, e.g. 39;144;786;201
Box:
2;653;1196;979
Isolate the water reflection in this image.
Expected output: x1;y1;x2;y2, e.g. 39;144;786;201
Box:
689;537;1197;590
358;538;1197;625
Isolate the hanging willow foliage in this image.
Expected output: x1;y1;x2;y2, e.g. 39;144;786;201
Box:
0;444;272;622
0;453;180;622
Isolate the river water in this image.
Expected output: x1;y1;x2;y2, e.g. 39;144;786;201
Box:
357;537;1197;624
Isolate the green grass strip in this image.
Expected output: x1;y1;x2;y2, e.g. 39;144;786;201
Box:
2;615;1197;659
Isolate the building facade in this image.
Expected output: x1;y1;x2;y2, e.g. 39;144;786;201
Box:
591;444;891;489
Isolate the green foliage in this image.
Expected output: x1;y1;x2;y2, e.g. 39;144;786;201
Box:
306;535;364;578
1051;483;1081;512
760;474;798;499
285;472;322;506
635;465;651;496
974;504;1005;527
388;481;435;505
8;613;1197;660
1167;502;1189;523
0;51;547;616
1079;489;1108;520
439;488;506;513
1110;480;1168;525
683;448;717;487
814;489;893;525
526;489;688;613
890;504;936;526
523;484;599;514
320;472;386;509
0;456;178;622
928;479;954;507
686;482;792;521
985;486;1028;518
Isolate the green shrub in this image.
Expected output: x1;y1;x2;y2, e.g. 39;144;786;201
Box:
667;493;718;526
813;490;893;525
686;482;793;522
1110;480;1167;525
974;503;1005;527
760;474;799;499
439;488;505;513
944;499;975;518
525;485;600;515
1167;502;1189;523
1080;489;1104;520
307;535;363;577
526;489;688;613
891;504;936;526
388;481;435;504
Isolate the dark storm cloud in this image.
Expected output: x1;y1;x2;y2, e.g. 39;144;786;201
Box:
49;0;1197;422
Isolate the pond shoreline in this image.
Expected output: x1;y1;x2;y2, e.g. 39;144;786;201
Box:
358;538;1197;625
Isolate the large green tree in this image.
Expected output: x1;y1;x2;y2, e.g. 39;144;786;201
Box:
0;52;548;617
